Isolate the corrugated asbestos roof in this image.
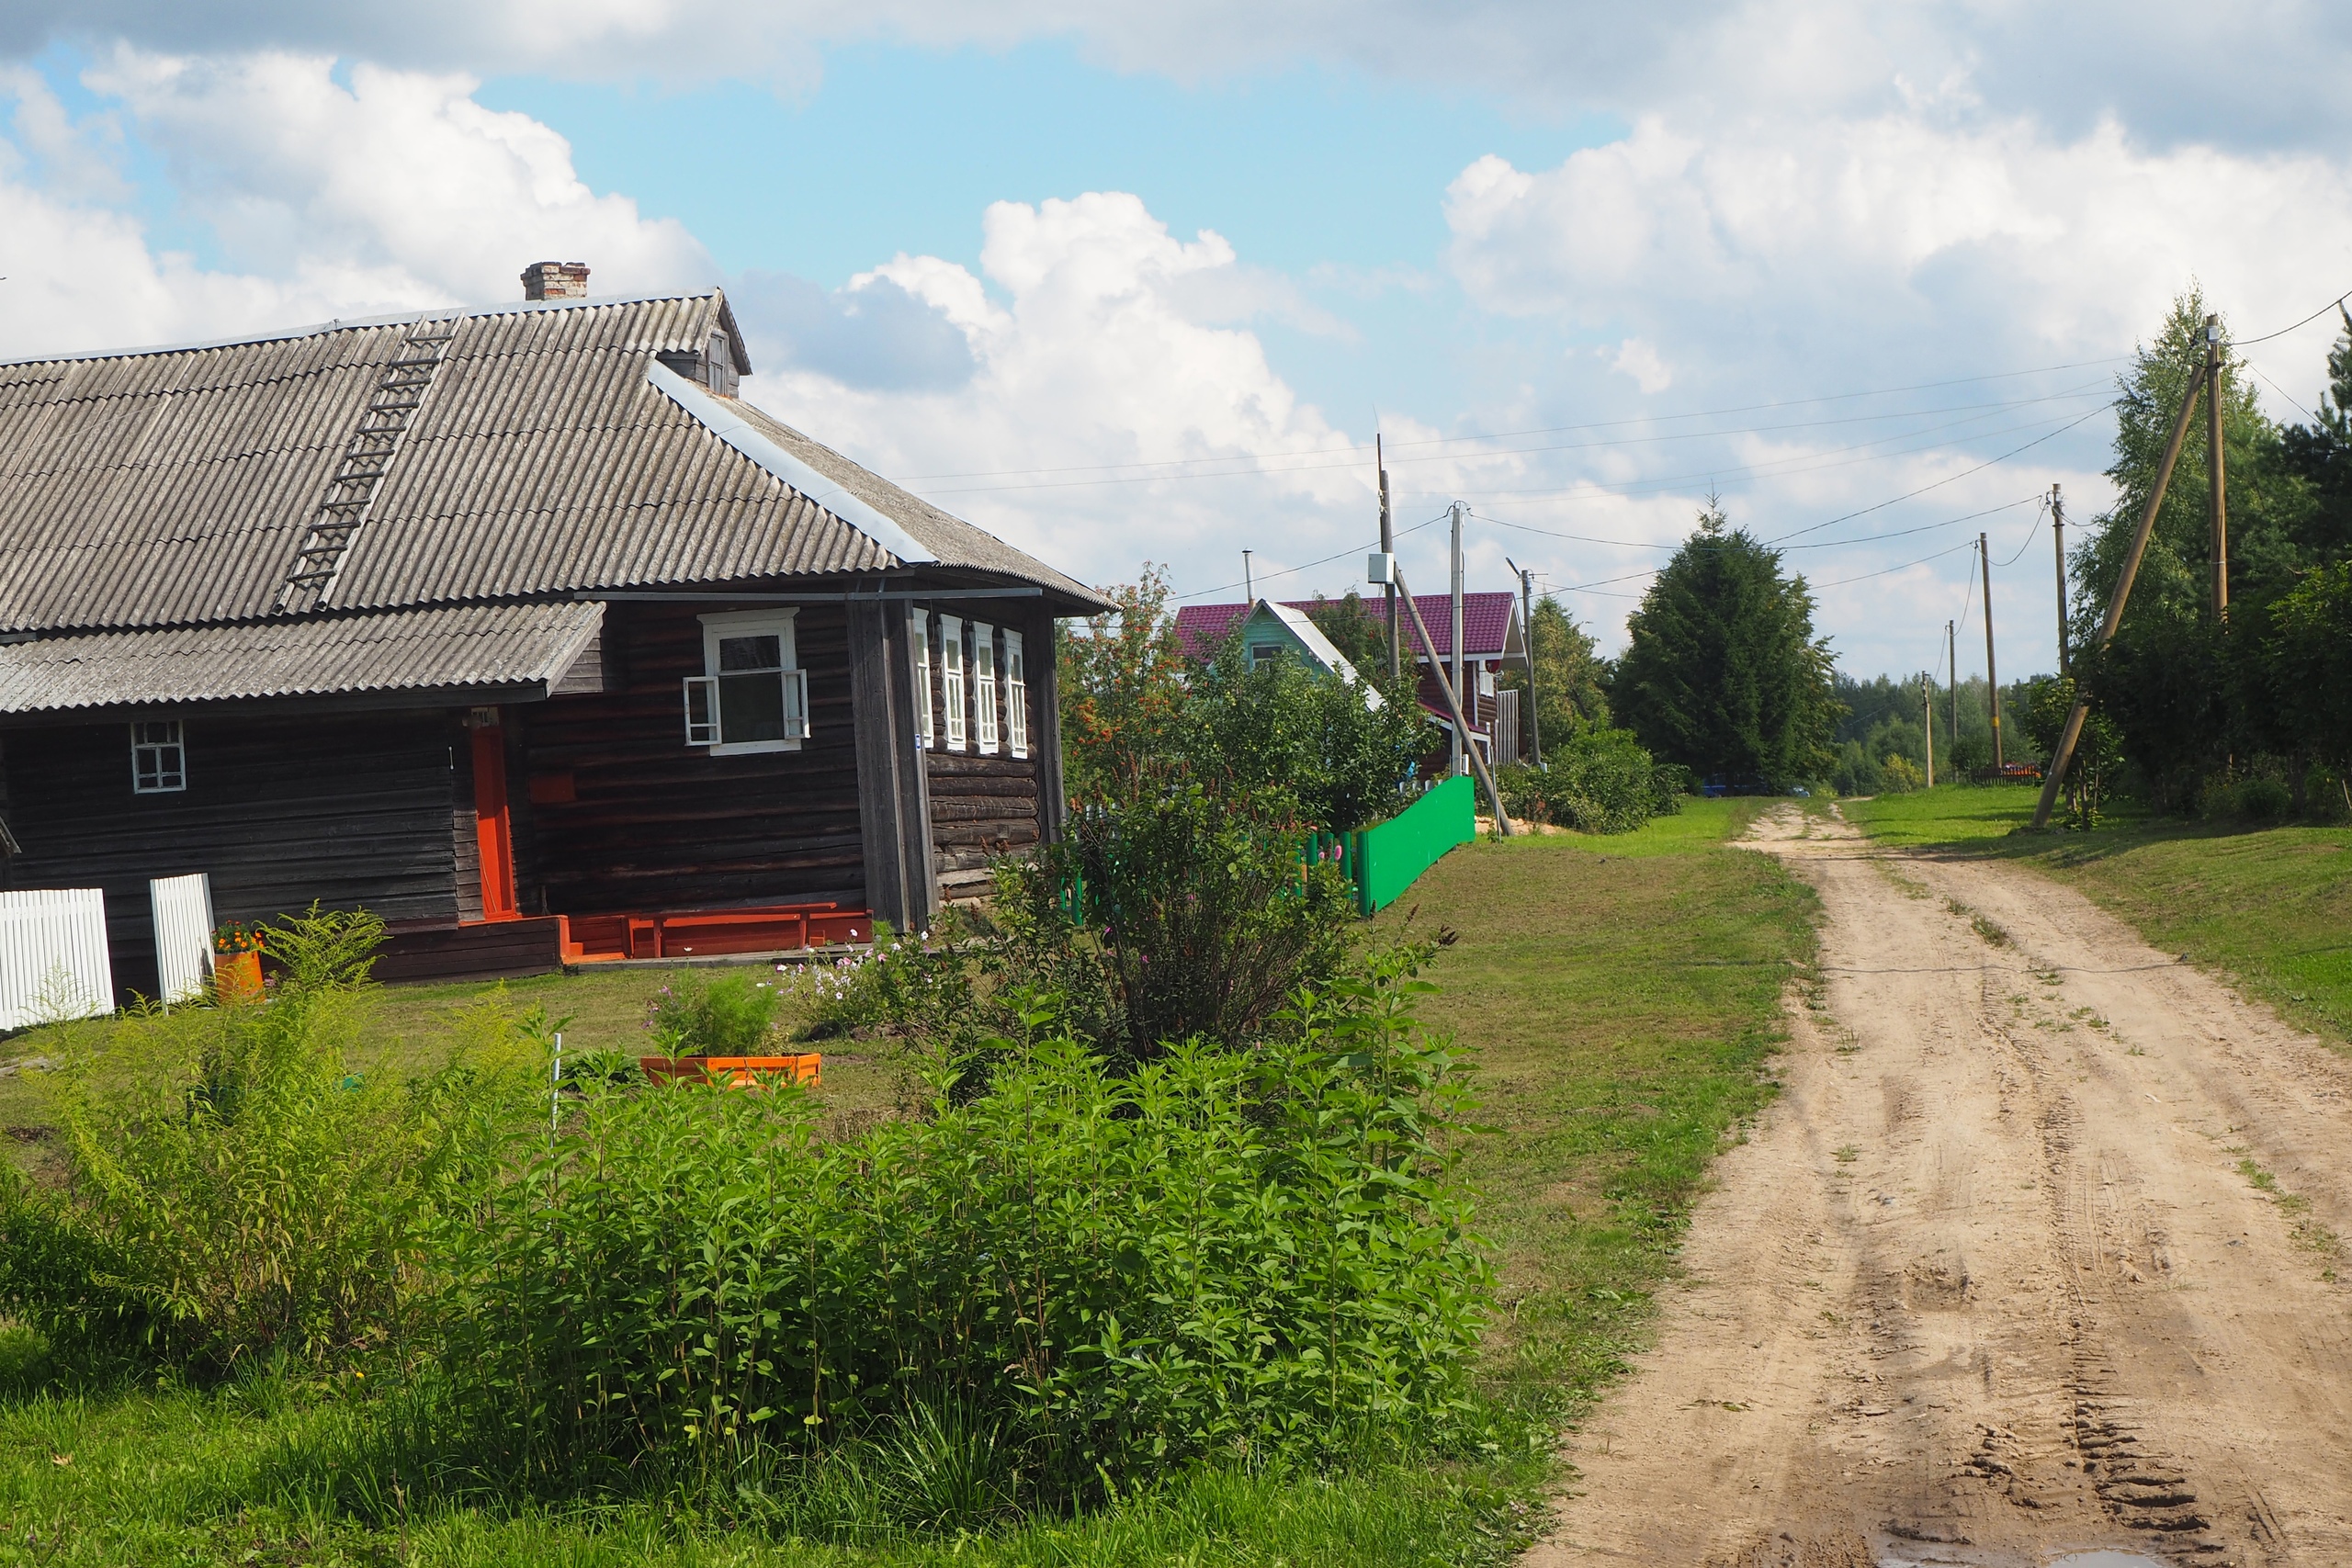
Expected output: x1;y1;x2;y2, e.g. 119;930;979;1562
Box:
0;290;1108;637
0;601;604;715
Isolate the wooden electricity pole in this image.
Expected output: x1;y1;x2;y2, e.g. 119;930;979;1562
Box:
1449;502;1466;777
2052;483;2068;679
1506;557;1542;768
2207;315;2229;620
1947;621;1958;757
1393;565;1514;835
2033;355;2213;829
1981;532;2003;772
1922;670;1935;788
1378;435;1399;680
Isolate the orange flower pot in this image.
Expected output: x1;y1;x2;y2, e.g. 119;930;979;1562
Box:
212;950;264;1005
639;1054;821;1090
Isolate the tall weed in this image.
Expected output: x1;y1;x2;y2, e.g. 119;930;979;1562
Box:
0;909;542;1374
424;950;1487;1508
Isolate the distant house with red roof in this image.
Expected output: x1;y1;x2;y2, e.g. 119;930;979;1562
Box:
1171;591;1528;762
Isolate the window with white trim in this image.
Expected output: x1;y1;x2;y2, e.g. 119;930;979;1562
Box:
684;610;808;755
973;622;1001;752
909;607;933;750
1004;629;1029;760
939;615;967;749
130;720;186;794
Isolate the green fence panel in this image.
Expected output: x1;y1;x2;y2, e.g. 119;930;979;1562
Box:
1348;773;1476;916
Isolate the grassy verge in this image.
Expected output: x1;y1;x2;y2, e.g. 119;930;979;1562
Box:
0;799;1817;1565
1844;784;2352;1052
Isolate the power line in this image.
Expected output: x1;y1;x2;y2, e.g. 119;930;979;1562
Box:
2235;286;2352;347
1169;511;1447;604
1762;401;2114;546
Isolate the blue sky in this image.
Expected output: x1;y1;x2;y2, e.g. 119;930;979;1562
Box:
5;3;2350;679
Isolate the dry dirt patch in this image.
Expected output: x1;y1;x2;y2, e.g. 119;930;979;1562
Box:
1530;805;2352;1568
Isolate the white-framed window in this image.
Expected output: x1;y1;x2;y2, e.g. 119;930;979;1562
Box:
909;607;933;750
973;622;1001;752
1005;628;1029;760
130;719;186;794
939;615;967;749
684;610;808;755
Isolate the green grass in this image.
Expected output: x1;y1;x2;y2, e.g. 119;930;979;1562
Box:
1845;784;2352;1051
0;798;1817;1564
1382;797;1817;1418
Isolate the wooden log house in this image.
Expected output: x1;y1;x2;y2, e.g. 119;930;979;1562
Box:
0;263;1110;998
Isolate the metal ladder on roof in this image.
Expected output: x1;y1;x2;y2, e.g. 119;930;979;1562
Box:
274;310;461;615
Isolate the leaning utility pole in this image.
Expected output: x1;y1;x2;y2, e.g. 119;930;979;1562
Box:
1981;532;2003;772
1922;670;1935;788
2052;483;2068;679
1449;502;1466;777
2207;315;2229;620
1378;436;1399;681
1506;557;1542;769
1393;566;1514;835
2034;355;2213;829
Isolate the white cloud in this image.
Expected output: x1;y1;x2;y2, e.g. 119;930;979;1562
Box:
741;190;1386;598
1610;337;1672;394
0;51;709;357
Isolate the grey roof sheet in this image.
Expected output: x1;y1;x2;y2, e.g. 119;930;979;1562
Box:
0;601;604;715
0;291;1107;634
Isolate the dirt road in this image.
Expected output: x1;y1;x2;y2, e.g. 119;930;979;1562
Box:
1532;806;2352;1568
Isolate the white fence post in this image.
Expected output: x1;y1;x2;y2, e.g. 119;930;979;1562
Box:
0;888;116;1029
150;872;216;1006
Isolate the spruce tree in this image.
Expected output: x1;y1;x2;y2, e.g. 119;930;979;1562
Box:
1610;502;1838;790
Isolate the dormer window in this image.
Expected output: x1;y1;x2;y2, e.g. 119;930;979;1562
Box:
657;328;741;397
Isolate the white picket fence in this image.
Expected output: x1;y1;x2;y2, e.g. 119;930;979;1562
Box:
150;872;216;1005
0;887;115;1030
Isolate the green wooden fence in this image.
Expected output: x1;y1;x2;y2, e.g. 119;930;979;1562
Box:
1310;773;1476;916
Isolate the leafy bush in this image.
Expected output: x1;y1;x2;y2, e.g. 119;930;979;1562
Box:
425;951;1488;1506
1497;727;1684;834
0;908;539;1373
644;971;781;1055
1182;629;1430;833
1880;755;1925;794
993;784;1358;1062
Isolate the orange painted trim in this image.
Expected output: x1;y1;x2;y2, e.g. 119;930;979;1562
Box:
469;722;519;920
639;1055;822;1089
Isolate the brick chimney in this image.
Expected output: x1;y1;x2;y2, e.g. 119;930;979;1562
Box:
521;261;590;301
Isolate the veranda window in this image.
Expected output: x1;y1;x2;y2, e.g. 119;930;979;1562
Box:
909;607;933;750
1004;629;1029;759
684;610;808;755
973;622;1001;751
939;615;967;749
130;720;186;794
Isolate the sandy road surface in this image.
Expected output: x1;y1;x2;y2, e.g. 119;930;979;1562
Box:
1532;806;2352;1568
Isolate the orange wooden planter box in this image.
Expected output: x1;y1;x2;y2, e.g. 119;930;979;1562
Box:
639;1054;821;1089
212;950;265;1004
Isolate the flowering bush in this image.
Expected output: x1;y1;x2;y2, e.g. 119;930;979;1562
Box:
643;973;780;1056
212;920;263;956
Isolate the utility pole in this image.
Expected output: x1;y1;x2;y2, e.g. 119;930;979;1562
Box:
2052;483;2068;679
1981;532;2003;772
1507;557;1542;768
1378;435;1398;681
1922;670;1935;788
2034;355;2212;829
1947;621;1958;761
1242;549;1254;604
1393;565;1513;835
1450;502;1466;777
2207;315;2229;620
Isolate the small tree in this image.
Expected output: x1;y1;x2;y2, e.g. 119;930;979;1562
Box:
1057;566;1192;806
1182;632;1430;832
1610;501;1840;790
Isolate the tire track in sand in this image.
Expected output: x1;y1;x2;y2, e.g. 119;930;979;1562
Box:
1526;805;2352;1567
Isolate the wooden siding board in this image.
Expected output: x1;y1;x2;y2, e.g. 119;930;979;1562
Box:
516;603;868;915
2;714;463;1000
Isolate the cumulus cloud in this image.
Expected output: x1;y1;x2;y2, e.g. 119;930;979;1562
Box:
742;191;1390;596
0;51;709;356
